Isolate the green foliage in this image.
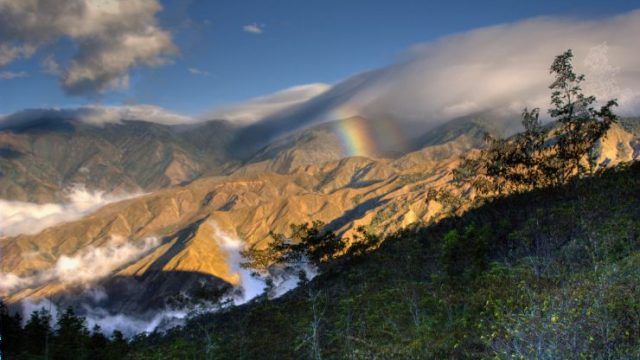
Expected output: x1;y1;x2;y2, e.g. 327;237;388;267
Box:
124;161;640;359
52;306;90;359
23;307;53;358
7;49;638;360
441;224;490;279
345;226;382;260
241;221;347;273
1;304;130;360
457;49;618;196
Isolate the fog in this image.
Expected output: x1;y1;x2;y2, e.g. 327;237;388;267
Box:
0;236;160;295
210;221;317;304
0;185;141;237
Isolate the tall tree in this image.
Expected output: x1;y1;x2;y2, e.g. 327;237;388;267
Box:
548;49;618;180
23;307;53;358
52;306;90;360
456;49;618;197
0;301;24;358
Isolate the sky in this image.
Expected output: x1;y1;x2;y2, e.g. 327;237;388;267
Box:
0;0;638;116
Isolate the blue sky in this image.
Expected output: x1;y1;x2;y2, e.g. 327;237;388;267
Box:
0;0;638;116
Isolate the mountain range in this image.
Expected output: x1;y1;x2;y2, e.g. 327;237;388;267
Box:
1;111;638;323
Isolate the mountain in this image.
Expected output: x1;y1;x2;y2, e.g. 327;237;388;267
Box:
0;116;483;314
2;118;638;319
0;118;240;202
129;159;640;359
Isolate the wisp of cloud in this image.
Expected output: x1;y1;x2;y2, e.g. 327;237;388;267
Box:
0;185;141;237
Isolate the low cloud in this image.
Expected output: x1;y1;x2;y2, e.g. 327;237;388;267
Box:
240;10;640;146
0;104;193;128
210;221;265;304
0;236;160;295
205;83;330;125
20;297;188;337
349;11;640;122
243;23;264;34
0;185;141;237
0;0;176;95
0;70;28;79
210;221;317;304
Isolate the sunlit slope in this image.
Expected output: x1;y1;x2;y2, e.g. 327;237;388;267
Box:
1;119;637;311
0;119;239;202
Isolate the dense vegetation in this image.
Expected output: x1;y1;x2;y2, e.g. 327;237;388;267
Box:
455;49;618;197
0;304;129;359
4;161;640;359
124;160;640;359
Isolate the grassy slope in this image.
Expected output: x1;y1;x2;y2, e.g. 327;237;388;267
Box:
129;162;640;359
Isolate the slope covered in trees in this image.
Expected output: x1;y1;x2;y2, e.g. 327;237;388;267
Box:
4;161;640;359
119;160;640;359
119;50;640;359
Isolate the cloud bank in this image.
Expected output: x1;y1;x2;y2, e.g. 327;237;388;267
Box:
0;104;193;128
210;221;317;304
239;10;640;147
0;0;176;95
0;82;329;127
210;221;265;304
345;11;640;123
20;296;188;337
205;83;330;125
0;186;141;237
0;236;160;295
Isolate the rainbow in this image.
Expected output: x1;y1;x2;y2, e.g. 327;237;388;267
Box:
328;105;408;158
333;115;377;157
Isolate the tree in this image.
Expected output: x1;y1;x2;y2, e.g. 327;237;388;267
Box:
107;330;129;359
0;300;24;357
456;49;618;197
89;324;109;360
242;221;346;272
23;307;53;358
549;49;618;179
345;226;381;260
52;306;90;360
441;224;491;279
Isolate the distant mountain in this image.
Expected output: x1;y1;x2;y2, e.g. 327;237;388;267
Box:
0;121;474;314
0;118;240;202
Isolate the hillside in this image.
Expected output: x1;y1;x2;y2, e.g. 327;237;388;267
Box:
126;160;640;359
0;118;239;202
1;120;638;317
0;136;463;314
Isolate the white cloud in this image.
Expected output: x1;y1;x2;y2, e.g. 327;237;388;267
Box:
205;83;330;124
243;23;264;34
188;67;211;77
210;221;317;304
0;236;160;295
0;70;28;79
0;0;176;95
0;104;193;127
259;10;640;136
0;185;141;237
210;221;265;304
41;55;61;75
20;297;188;337
351;11;640;121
